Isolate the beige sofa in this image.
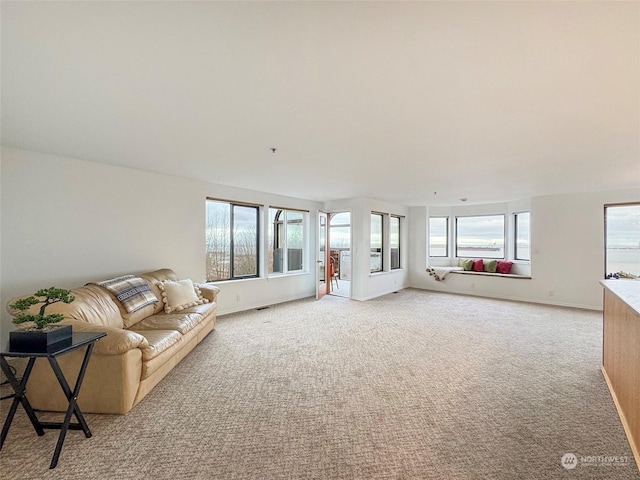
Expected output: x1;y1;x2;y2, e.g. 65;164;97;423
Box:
6;268;219;415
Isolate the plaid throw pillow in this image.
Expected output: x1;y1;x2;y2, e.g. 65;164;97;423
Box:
97;275;158;313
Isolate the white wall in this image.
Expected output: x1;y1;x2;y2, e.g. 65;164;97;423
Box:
3;146;637;342
0;147;321;340
410;188;640;309
324;197;409;301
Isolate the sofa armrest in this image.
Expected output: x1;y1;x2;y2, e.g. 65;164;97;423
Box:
61;319;149;355
199;284;220;303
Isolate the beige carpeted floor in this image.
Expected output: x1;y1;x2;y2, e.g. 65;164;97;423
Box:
1;289;638;479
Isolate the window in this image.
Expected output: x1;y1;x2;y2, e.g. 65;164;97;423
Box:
370;213;383;273
330;212;351;283
456;215;505;259
205;199;259;281
329;212;351;250
605;203;640;278
390;216;401;269
429;217;449;257
268;208;306;274
514;212;530;261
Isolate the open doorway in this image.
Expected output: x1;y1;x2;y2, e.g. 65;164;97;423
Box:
329;212;351;298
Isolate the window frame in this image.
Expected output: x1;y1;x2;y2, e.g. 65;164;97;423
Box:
370;212;384;273
429;216;449;258
604;202;640;279
455;214;506;259
268;207;306;275
205;198;260;282
390;215;401;270
514;211;531;262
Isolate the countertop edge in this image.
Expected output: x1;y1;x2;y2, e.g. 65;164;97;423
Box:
600;279;640;317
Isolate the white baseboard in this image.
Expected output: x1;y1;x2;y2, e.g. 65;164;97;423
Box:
415;286;602;311
217;293;316;316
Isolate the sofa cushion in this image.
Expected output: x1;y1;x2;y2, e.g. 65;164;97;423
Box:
139;344;180;380
157;279;208;313
180;302;216;318
139;269;179;314
132;312;205;336
134;329;182;361
118;303;156;329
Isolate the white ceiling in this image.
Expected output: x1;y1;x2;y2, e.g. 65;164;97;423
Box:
2;1;639;206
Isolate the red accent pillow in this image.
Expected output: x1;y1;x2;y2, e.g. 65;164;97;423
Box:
496;261;513;274
473;259;484;272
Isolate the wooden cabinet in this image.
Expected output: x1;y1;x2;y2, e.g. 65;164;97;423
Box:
601;281;640;472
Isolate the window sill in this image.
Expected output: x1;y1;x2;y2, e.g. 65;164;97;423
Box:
369;269;406;277
451;271;531;279
206;276;264;285
267;271;310;279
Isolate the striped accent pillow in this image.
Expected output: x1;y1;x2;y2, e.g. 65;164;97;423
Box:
97;275;158;313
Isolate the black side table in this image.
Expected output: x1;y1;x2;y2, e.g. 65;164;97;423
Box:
0;331;106;469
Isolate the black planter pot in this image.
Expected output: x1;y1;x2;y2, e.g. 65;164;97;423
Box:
9;325;72;352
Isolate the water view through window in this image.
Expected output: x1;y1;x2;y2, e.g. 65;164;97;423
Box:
456;215;505;259
429;217;448;257
605;204;640;277
514;212;530;261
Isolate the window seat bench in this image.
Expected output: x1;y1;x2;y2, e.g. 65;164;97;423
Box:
451;270;531;279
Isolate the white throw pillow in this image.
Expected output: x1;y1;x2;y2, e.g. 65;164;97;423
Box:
157;279;208;314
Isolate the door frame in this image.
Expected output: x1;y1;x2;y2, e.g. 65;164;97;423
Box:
316;211;329;299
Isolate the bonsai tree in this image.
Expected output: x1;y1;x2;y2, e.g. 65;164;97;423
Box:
10;287;75;330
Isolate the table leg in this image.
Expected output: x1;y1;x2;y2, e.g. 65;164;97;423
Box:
46;343;96;469
0;356;44;450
